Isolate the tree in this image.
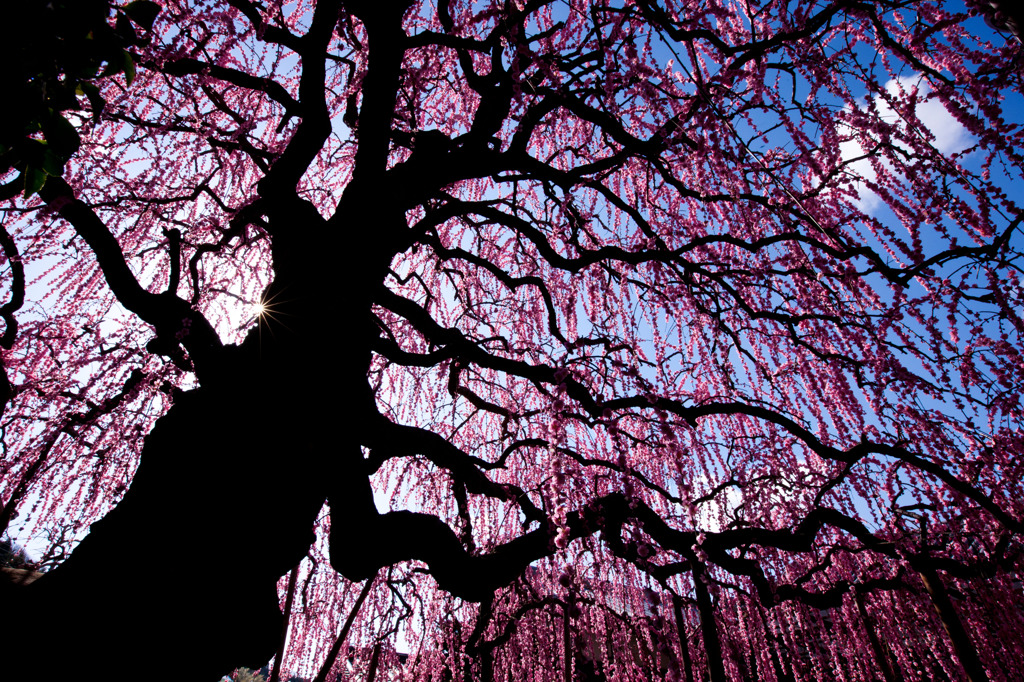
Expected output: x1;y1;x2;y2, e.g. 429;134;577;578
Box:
0;0;161;418
0;536;31;569
230;668;267;682
1;0;1022;680
0;0;161;200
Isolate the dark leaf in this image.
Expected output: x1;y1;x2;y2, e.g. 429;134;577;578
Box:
66;56;104;80
125;1;161;31
77;82;106;118
40;148;64;177
20;138;48;167
43;114;81;158
23;166;46;196
115;12;139;43
98;59;123;79
51;81;82;112
123;51;136;86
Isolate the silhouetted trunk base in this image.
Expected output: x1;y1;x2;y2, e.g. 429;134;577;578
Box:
0;381;331;680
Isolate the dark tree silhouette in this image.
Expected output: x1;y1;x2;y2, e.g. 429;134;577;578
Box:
1;1;1022;680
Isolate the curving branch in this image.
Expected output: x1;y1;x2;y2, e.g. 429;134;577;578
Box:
37;177;223;375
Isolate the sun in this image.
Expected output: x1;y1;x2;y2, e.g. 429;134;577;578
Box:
238;300;275;334
250;291;289;332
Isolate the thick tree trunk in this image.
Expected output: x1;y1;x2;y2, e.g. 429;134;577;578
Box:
314;575;377;682
753;602;794;682
270;566;301;682
1;372;334;681
366;641;384;682
854;590;903;682
672;596;696;682
916;566;990;682
691;561;727;682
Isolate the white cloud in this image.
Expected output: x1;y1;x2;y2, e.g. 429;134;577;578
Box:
695;485;743;533
838;75;973;213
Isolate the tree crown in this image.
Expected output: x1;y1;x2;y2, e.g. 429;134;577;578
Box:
1;0;1023;679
